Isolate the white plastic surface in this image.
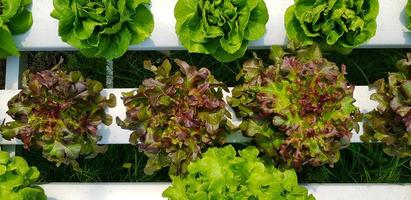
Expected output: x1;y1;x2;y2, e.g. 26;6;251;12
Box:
5;57;20;90
39;183;411;200
13;0;411;51
0;86;377;145
3;57;20;153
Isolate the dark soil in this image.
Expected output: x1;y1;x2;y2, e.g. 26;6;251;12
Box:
0;59;5;89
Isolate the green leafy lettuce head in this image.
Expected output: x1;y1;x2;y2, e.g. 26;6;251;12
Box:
174;0;269;62
0;67;116;170
407;0;411;31
228;45;361;169
0;151;47;200
285;0;379;54
117;59;228;175
0;0;33;58
163;145;316;200
51;0;154;60
361;53;411;164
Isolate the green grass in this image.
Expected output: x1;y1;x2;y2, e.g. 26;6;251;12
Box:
20;143;411;183
8;48;411;183
20;145;169;182
325;49;408;85
300;144;411;183
112;50;265;87
26;51;107;85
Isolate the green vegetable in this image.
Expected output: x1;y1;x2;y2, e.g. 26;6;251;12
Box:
174;0;269;62
228;45;361;169
0;67;116;170
0;0;33;58
361;53;411;165
163;145;316;200
285;0;379;54
117;59;228;175
407;0;411;31
51;0;154;60
0;151;47;200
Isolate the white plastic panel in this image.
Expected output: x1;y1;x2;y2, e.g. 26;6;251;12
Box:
0;86;376;145
3;56;21;154
39;183;411;200
14;0;410;51
5;57;20;90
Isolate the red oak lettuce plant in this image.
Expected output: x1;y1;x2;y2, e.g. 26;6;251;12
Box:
228;45;361;169
0;67;116;169
362;53;411;165
117;59;228;175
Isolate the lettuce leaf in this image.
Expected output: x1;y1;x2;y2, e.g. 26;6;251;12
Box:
117;59;229;175
174;0;269;62
285;0;379;54
362;53;411;165
163;145;316;200
0;66;116;170
51;0;154;60
0;151;47;200
0;0;33;58
407;0;411;31
228;45;361;169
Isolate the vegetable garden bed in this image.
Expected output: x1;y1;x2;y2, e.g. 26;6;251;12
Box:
1;0;411;200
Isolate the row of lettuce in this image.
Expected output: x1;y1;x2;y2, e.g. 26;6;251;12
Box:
1;44;410;199
2;0;411;61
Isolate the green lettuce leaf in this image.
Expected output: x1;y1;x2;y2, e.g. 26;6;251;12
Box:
174;0;269;62
0;0;33;58
0;151;47;200
407;0;411;31
228;45;361;169
117;59;229;175
0;66;116;170
285;0;379;54
51;0;154;60
162;145;316;200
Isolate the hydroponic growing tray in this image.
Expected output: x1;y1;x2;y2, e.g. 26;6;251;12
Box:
1;0;411;200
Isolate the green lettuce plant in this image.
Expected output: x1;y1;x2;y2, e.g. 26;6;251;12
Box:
163;145;316;200
0;0;33;58
285;0;379;54
51;0;154;60
228;45;361;169
407;0;411;31
0;151;47;200
0;67;116;169
174;0;269;62
117;59;228;175
361;53;411;165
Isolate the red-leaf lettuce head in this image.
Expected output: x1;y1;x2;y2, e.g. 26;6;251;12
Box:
228;45;361;169
0;67;116;170
117;59;229;175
